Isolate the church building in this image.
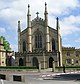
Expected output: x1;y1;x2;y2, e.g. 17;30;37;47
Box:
15;3;62;69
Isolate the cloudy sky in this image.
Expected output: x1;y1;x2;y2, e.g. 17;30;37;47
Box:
0;0;80;51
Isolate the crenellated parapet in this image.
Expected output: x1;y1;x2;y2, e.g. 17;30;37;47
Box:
62;47;75;51
31;17;45;27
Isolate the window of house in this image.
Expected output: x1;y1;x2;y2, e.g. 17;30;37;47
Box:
67;52;70;56
76;60;78;63
66;59;71;64
76;52;79;57
35;33;42;48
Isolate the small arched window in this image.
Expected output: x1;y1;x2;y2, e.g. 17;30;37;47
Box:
23;41;26;52
52;39;55;50
35;32;42;48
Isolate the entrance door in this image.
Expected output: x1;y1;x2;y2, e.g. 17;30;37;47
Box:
49;57;54;68
19;58;24;66
32;57;39;68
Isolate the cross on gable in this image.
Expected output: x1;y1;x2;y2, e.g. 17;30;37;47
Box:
36;12;39;17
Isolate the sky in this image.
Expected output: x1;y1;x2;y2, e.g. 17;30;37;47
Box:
0;0;80;51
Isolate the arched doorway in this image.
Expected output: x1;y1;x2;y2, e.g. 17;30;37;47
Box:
19;58;24;66
32;57;39;68
49;57;54;68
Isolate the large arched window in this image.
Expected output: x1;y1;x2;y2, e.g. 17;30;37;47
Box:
52;39;55;50
35;33;42;48
23;41;26;52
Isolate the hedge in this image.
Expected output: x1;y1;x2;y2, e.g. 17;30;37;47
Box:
0;66;37;69
56;66;80;68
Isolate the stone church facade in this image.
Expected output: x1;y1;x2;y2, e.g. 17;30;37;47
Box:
15;3;62;69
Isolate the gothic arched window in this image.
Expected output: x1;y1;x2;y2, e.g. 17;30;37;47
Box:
52;39;55;50
23;41;26;52
35;33;42;48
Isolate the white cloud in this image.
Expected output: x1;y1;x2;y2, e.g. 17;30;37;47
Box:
75;38;80;43
0;0;79;31
0;27;6;33
63;44;72;47
48;0;79;15
60;15;80;36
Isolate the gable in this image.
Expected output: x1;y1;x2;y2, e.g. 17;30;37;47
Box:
31;17;45;27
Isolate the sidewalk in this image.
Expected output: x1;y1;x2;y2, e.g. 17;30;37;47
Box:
40;68;80;80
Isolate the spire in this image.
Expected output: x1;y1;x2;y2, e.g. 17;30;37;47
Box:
56;17;60;30
44;2;48;25
18;21;21;32
27;4;31;16
27;4;31;27
18;20;21;53
45;2;48;14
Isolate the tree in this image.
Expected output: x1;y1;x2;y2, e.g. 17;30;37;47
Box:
0;36;11;51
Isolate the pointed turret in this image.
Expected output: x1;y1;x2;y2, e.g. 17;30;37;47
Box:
18;21;21;32
18;21;21;53
44;2;50;52
56;17;60;52
45;2;48;13
27;4;32;52
27;4;31;28
56;17;60;31
56;17;62;66
27;4;30;16
44;2;48;25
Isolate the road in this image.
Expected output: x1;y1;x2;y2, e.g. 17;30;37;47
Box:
0;72;80;84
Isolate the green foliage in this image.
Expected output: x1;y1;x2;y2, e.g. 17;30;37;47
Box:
0;66;37;69
56;66;80;68
0;36;11;51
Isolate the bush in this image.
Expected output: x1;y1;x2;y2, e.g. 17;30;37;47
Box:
56;66;80;68
0;66;37;69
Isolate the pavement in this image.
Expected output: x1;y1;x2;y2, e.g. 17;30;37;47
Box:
39;69;80;80
0;68;80;84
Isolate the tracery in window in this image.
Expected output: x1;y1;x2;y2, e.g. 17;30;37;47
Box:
35;32;42;48
23;41;26;52
52;39;55;50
